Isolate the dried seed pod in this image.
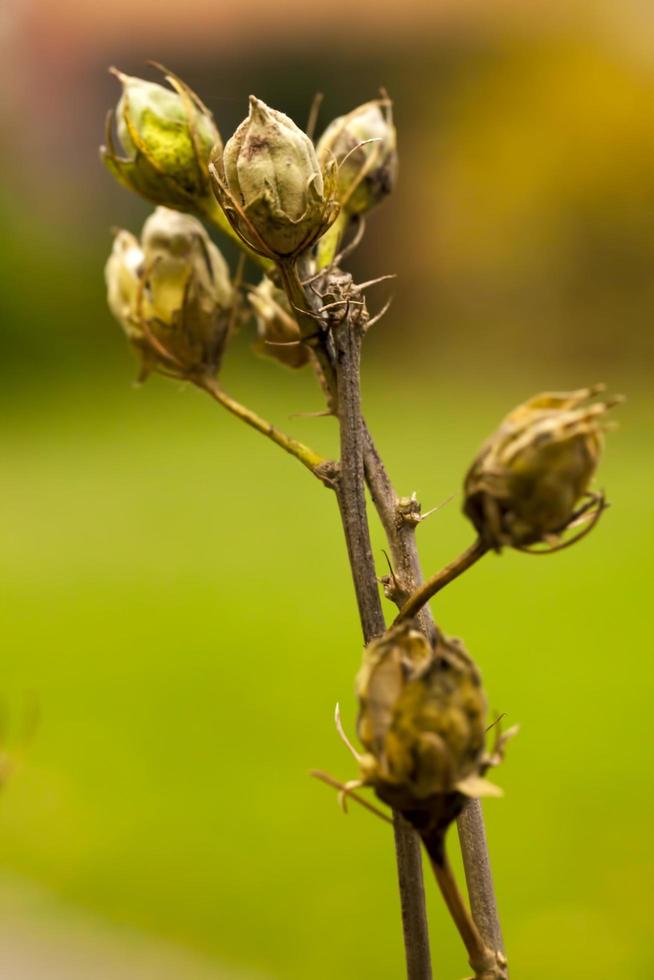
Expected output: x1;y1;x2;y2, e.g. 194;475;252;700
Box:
105;207;233;380
355;622;504;863
210;96;340;259
317;98;398;215
248;276;310;369
101;66;221;215
463;386;619;551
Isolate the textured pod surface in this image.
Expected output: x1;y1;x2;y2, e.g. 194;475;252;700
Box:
463;386;615;549
212;96;339;257
357;623;490;808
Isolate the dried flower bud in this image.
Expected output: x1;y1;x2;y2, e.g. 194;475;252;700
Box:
464;386;619;551
210;96;339;259
356;624;493;811
350;623;511;870
317;99;398;215
105;207;233;379
101;66;221;215
248;277;309;369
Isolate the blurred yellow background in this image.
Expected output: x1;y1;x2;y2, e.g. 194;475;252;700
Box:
0;0;652;977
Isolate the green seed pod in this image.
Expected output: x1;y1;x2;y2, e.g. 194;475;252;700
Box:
317;98;398;215
105;207;233;380
248;276;309;369
101;66;221;215
464;386;618;551
356;623;499;820
210;96;339;259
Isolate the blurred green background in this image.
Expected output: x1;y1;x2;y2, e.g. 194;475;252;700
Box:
0;1;652;977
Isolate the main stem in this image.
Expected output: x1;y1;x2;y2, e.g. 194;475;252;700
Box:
334;319;432;980
361;426;506;961
277;254;503;966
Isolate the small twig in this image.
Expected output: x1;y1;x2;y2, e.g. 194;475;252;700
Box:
429;854;506;979
198;375;332;484
394;538;489;625
310;770;393;824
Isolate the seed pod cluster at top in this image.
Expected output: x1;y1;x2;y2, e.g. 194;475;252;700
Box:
105;206;233;380
102;66;221;216
102;70;399;268
210;96;340;260
464;386;619;552
355;622;504;863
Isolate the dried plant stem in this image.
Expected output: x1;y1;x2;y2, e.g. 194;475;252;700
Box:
457;800;505;956
272;260;432;977
361;428;506;963
333;324;385;640
429;855;506;980
394;538;488;625
278;256;500;976
198;376;329;482
333;318;432;980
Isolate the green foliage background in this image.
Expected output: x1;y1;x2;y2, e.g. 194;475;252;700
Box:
1;355;651;978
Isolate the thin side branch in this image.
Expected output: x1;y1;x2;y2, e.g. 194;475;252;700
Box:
198;375;332;484
394;538;488;624
429;855;507;980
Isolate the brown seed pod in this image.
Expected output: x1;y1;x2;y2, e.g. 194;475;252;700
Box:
355;622;506;863
463;385;620;551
